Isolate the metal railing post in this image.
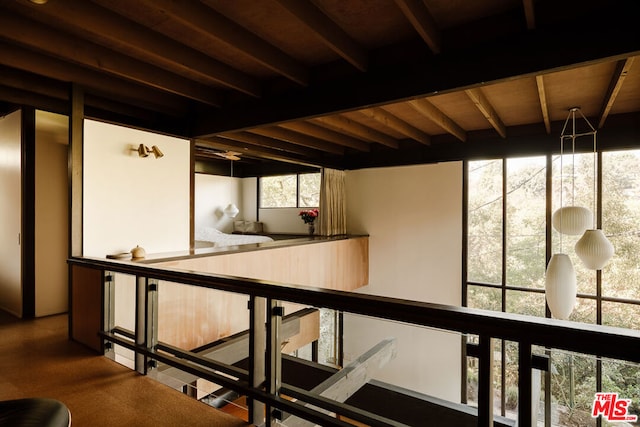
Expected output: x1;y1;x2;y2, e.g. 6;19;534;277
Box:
477;335;494;427
146;278;159;372
518;341;533;427
103;270;115;359
249;296;266;425
135;275;146;374
265;298;283;426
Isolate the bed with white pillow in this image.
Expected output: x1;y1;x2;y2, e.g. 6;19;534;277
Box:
196;227;274;248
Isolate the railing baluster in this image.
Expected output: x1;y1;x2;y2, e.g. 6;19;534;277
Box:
266;298;283;426
249;296;267;425
102;270;115;358
135;275;146;374
477;335;494;427
518;341;533;427
147;278;158;370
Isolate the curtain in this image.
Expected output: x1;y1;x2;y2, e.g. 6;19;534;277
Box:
317;168;347;236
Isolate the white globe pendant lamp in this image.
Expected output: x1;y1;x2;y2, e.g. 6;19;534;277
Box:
575;229;614;270
223;203;239;218
552;206;593;236
544;253;577;320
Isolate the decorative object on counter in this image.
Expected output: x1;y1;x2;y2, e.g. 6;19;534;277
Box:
299;208;319;235
131;245;146;259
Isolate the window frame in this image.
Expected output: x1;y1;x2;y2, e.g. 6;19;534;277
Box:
258;172;320;209
463;149;640;424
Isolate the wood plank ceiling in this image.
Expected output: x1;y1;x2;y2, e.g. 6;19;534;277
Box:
0;0;639;173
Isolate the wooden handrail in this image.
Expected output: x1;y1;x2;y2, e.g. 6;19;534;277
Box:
68;256;640;363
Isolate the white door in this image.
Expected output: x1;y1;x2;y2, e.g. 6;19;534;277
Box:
0;110;22;316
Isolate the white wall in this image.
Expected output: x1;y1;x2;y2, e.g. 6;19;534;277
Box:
0;110;22;316
344;162;463;402
83;120;190;363
259;207;311;234
241;177;258;222
83;120;191;257
194;173;242;235
35;111;69;316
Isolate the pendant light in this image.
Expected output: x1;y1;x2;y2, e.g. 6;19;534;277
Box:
545;124;577;320
545;254;577;320
574;111;614;270
551;108;593;236
223;159;239;218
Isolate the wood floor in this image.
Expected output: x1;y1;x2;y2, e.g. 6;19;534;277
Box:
0;310;251;427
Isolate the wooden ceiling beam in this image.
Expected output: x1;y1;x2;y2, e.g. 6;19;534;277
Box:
192;6;640;137
598;57;635;129
312;115;400;149
393;0;441;54
6;0;260;98
274;0;367;71
129;0;308;86
248;127;345;155
0;85;68;115
465;88;507;138
0;14;222;107
278;121;370;152
0;64;69;102
0;41;189;117
218;132;320;157
408;99;466;142
197;137;323;168
535;75;551;134
359;107;431;145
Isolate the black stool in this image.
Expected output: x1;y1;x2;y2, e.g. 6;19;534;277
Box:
0;398;70;427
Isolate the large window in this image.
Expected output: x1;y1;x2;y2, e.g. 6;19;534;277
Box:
465;150;640;426
259;172;320;208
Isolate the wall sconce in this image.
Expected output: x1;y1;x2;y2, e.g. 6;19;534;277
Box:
134;144;164;159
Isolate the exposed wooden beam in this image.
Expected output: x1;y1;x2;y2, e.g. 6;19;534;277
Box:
279;121;370;152
0;41;189;116
192;6;640;137
359;107;430;145
218;132;320;157
282;338;397;427
312;115;400;149
0;85;67;118
523;0;536;30
274;0;367;71
535;75;551;134
393;0;441;54
3;0;261;97
0;65;68;102
248;127;345;155
408;99;467;142
598;57;635;129
127;0;308;86
465;88;507;138
0;14;222;107
197;137;322;168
